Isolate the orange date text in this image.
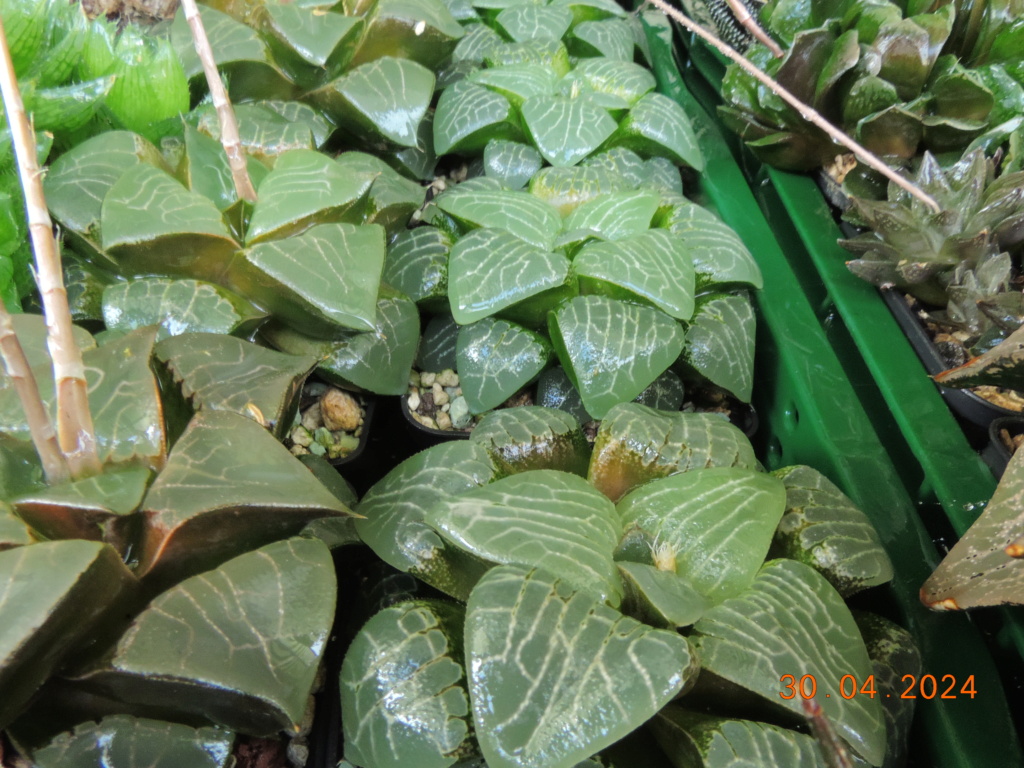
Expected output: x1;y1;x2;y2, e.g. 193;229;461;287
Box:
779;674;976;700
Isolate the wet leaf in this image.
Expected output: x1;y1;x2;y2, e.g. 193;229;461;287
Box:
466;565;695;768
136;410;352;586
483;140;543;189
30;716;235;768
351;0;464;71
155;333;316;438
260;290;419;395
588;403;757;502
651;708;829;768
11;467;150;546
617;561;708;629
680;293;756;403
382;227;452;308
246;149;374;244
574;229;696;320
0;327;165;468
427;469;622;604
100;164;239;282
101;278;265;342
335;152;426;237
609;92;703;171
549;296;685;420
772;465;894;597
692;559;886;766
436;187;562;250
470;63;558;107
341;600;471;768
230;222;384;336
521;95;616;167
310;57;436;148
0;540;137;729
456;318;552;414
470;406;590;477
449;228;573;325
77;538;335;736
355;441;497;585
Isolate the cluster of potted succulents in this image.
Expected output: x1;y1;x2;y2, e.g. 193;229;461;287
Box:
0;0;974;767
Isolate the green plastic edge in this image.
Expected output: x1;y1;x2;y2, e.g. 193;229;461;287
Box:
643;17;1023;767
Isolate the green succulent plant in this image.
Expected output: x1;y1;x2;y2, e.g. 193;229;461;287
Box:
840;148;1024;313
718;0;1024;171
342;404;908;768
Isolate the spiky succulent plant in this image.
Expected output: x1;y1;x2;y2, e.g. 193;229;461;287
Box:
840;149;1024;312
718;0;1024;171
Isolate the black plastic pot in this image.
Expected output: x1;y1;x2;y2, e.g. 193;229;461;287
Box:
981;415;1024;478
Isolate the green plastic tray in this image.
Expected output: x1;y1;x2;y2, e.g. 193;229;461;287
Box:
644;17;1023;766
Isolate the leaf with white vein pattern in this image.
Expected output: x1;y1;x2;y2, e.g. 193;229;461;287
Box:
496;4;573;41
426;470;622;604
574;230;695;320
484;140;543;190
563;190;660;241
341;600;471;768
692;559;887;766
229;222;384;336
657;196;762;290
191;103;317;165
551;0;628;23
484;39;572;78
383;226;452;308
521;95;617;167
466;565;695;768
610;92;704;171
457;318;552;413
335;152;426;237
436;188;562;250
448;229;573;325
650;708;831;768
528;165;629;215
572;58;656;106
616;467;786;603
549;296;685;419
588;403;757;502
453;23;503;64
772;465;893;597
246;149;374;244
470;406;590;477
75;538;336;736
309;57;435;148
470;64;558;107
257;3;363;85
31;716;235;768
349;0;464;72
434;80;523;156
681;293;756;402
568;19;635;60
581;147;647;188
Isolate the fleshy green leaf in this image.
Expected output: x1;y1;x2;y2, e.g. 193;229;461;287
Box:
448;229;573;325
521;95;617;167
0;314;94;379
335;151;427;236
484;39;572;78
588;403;757;502
436;187;562;250
535;365;591;425
563;189;659;240
483;140;543;189
466;565;695;768
341;600;471;768
246;149;374;244
609;92;704;170
426;469;622;604
191;102;320;164
350;0;464;71
470;406;590;476
0;540;137;729
257;3;363;85
30;716;235;768
495;4;573;41
549;296;685;419
76;538;336;736
230;222;384;336
0;507;33;551
617;561;708;629
772;465;894;597
680;293;756;402
309;57;436;148
101;278;265;342
570;58;656;106
383;227;452;308
135;410;352;586
418;314;460;372
528;164;628;215
452;22;503;64
457;318;552;413
574;229;696;320
616;468;787;603
100;164;239;282
470;64;558;107
692;559;886;766
355;441;497;578
177;125;268;215
155;333;316;438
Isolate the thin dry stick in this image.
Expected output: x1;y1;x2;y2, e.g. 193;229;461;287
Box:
181;0;257;202
724;0;784;57
0;310;69;484
0;17;102;479
802;698;854;768
648;0;942;213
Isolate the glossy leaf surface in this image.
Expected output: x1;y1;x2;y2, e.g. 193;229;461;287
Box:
610;92;703;170
457;318;552;414
681;293;755;402
470;406;590;477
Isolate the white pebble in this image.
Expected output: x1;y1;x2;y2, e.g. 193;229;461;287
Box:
408;392;421;412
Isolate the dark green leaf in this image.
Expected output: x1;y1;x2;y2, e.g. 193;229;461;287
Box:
433;79;522;156
680;293;756;402
383;227;452;308
609;92;703;170
535;365;591;425
335;151;427;237
350;0;464;71
617;561;708;629
177;126;269;214
436;187;561;250
257;4;363;85
191;103;319;164
521;95;617;167
0;314;94;380
470;406;590;476
456;318;552;413
419;314;460;372
932;320;1024;390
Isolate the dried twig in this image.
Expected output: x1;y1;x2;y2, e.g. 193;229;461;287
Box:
180;0;257;202
802;698;854;768
649;0;942;213
724;0;784;57
0;311;70;484
0;17;102;479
